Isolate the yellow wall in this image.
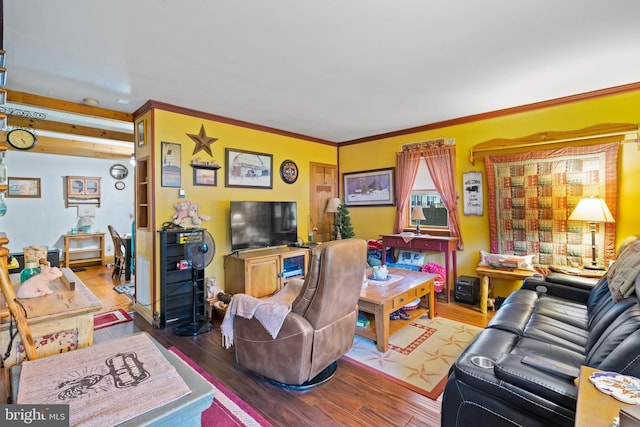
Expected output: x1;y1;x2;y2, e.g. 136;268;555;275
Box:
151;109;337;290
339;90;640;295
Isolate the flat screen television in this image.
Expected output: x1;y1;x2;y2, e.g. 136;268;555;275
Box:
230;201;298;251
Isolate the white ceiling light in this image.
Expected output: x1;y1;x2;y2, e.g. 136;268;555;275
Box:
83;98;100;106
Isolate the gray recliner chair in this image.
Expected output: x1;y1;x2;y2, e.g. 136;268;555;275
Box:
233;238;367;387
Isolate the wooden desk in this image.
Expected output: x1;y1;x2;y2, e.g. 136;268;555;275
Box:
357;268;435;352
0;268;102;367
476;265;538;314
63;232;105;268
380;234;458;302
575;366;632;427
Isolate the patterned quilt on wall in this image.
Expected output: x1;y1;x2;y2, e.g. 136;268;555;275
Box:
484;143;619;269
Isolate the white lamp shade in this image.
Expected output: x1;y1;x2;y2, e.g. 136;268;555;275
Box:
411;207;426;221
325;198;341;213
569;196;615;223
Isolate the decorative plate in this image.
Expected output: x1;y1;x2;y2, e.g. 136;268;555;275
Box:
589;371;640;404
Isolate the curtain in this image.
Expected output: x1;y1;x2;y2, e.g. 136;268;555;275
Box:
423;145;464;250
394;145;464;251
393;150;421;233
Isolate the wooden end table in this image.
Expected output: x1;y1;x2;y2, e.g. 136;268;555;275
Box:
475;266;538;314
575;365;632;427
357;267;435;352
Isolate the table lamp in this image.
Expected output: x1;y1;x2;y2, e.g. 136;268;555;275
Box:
411;207;426;235
568;196;615;270
325;197;342;240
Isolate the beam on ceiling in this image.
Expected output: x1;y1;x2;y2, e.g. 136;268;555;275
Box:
2;132;132;159
7;90;133;122
8;116;133;142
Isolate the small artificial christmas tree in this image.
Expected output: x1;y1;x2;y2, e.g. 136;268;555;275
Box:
333;202;355;239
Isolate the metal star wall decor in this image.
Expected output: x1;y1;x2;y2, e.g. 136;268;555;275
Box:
187;124;218;157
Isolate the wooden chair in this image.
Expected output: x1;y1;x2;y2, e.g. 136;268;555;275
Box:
108;225;127;282
0;235;37;402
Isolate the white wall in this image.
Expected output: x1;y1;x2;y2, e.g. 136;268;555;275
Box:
0;151;134;260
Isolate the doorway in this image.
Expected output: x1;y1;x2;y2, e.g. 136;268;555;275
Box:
308;162;338;243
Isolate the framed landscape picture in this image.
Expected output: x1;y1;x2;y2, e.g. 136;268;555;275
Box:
7;177;41;198
343;168;395;206
193;168;217;186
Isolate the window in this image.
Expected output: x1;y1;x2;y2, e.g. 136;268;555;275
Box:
409;160;449;229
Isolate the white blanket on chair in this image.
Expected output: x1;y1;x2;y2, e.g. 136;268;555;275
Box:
221;279;303;349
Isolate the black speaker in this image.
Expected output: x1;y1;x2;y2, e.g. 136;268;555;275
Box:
454;276;480;304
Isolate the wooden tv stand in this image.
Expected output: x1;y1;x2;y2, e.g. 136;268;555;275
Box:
224;246;309;298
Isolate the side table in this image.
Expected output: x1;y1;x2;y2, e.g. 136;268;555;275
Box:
575;365;631;427
549;264;607;279
475;266;539;314
63;233;105;268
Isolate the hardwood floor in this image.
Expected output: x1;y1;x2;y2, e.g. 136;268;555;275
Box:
81;266;494;427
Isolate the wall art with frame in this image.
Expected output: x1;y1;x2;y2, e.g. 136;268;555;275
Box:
136;119;147;146
161;142;181;187
343;168;395;206
193;168;217;186
225;148;273;189
462;171;483;216
7;177;41;198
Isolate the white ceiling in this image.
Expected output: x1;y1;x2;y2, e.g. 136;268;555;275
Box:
5;0;640;142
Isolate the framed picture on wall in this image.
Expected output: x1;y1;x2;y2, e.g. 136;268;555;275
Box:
136;120;147;147
225;148;273;189
7;177;41;198
161;142;181;187
193;168;217;186
343;168;395;206
463;171;483;216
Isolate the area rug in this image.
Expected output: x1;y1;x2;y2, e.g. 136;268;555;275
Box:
93;309;133;330
343;316;482;399
169;347;273;427
113;283;135;297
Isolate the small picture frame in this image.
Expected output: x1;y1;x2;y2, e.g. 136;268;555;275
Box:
225;148;273;189
193;168;217;186
7;177;41;198
136;120;147;147
463;171;483;216
343;168;395;207
161;142;181;187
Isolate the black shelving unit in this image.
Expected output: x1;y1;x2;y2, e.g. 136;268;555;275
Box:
158;228;207;329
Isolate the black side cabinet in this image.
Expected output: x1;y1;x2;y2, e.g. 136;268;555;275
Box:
158;228;207;328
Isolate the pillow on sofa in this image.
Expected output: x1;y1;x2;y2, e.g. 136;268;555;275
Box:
607;238;640;302
479;250;535;271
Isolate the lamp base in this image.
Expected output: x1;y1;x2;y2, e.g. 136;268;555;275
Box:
584;264;605;271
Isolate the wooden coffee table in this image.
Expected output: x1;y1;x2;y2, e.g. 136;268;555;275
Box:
357;268;435;352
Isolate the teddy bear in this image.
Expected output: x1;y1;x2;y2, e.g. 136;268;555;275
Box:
17;265;63;299
172;201;191;226
188;202;211;226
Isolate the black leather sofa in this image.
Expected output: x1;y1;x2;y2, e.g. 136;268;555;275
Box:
441;270;640;426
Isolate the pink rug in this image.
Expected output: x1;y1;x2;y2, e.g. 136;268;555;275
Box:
93;309;133;330
169;347;273;427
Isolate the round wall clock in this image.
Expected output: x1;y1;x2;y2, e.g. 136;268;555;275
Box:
115;181;126;190
7;129;37;150
280;160;298;184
